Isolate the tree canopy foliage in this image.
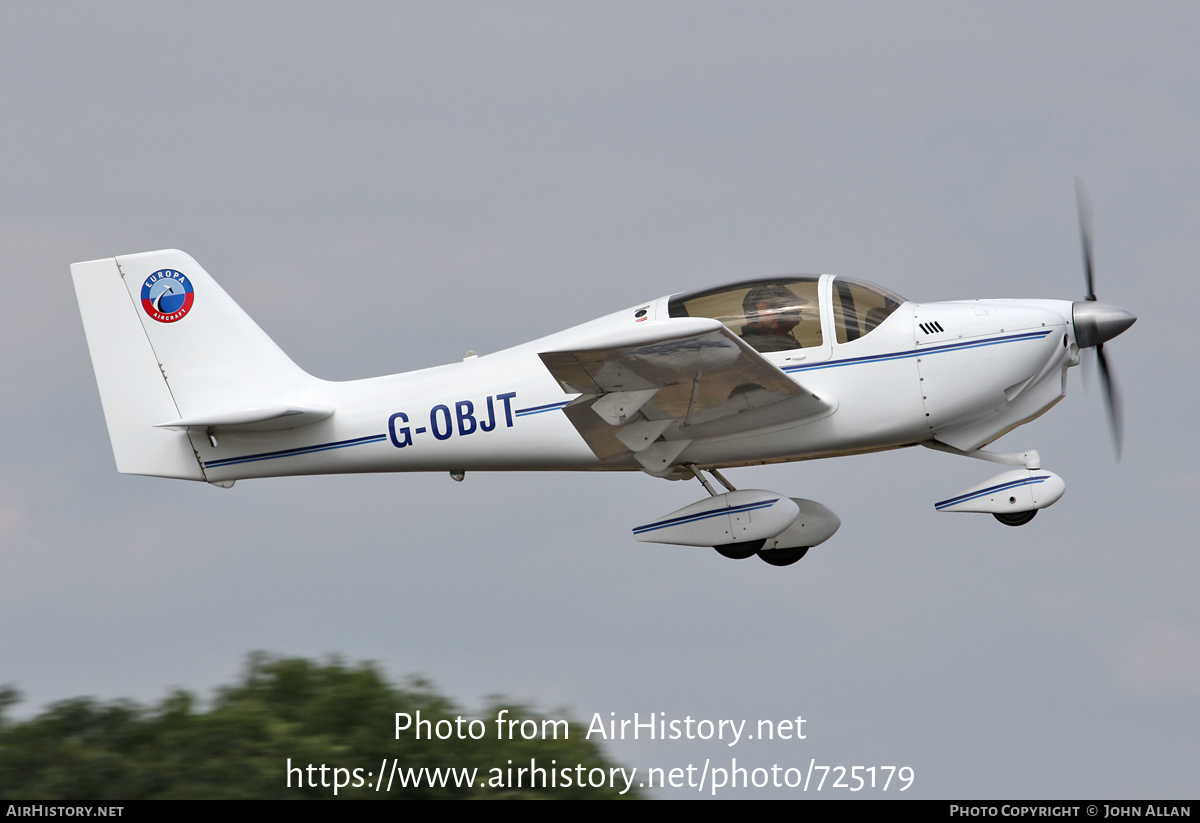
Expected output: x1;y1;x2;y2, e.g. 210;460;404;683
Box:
0;654;638;799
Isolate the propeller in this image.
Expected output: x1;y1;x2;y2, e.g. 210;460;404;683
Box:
1076;178;1097;302
1072;178;1135;459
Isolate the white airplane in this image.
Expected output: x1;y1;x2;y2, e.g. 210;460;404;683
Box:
70;195;1134;567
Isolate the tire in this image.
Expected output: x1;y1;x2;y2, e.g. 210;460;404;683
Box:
993;509;1037;526
757;545;810;566
713;539;765;560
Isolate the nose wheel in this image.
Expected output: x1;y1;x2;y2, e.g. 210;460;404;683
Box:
993;510;1037;527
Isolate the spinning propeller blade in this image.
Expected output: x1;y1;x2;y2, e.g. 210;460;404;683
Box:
1095;342;1123;459
1071;179;1134;459
1076;177;1097;302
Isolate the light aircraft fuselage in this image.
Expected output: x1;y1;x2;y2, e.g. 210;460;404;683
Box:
71;247;1134;566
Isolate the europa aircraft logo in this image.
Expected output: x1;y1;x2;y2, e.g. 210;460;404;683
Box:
141;269;195;323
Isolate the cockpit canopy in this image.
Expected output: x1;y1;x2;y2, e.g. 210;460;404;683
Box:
668;276;905;354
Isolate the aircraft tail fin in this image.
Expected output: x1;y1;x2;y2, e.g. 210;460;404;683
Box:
71;250;320;480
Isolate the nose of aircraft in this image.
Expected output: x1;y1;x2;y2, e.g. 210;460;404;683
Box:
1072;301;1137;349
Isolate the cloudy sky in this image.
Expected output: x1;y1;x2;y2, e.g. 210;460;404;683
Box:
2;2;1196;798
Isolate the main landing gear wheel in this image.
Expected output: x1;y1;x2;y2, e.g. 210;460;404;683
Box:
757;546;810;566
993;509;1037;527
713;539;764;560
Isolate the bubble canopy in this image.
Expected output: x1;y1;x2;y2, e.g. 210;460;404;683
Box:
667;276;906;353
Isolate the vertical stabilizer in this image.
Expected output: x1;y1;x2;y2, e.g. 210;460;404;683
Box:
71;250;321;480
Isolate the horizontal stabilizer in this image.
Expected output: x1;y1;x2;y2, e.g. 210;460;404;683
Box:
154;404;334;432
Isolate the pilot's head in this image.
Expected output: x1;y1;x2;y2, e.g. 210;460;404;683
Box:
742;283;806;334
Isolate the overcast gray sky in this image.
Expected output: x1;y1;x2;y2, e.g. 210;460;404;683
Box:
1;1;1196;798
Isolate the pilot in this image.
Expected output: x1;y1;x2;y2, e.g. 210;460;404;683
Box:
740;283;806;352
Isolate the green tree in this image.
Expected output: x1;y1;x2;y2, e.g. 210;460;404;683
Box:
0;654;639;799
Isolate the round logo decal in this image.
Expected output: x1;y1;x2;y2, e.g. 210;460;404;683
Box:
140;269;195;323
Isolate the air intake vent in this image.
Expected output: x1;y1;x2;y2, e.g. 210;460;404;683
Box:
919;321;945;335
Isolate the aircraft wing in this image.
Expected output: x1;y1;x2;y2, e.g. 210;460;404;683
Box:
538;318;833;470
